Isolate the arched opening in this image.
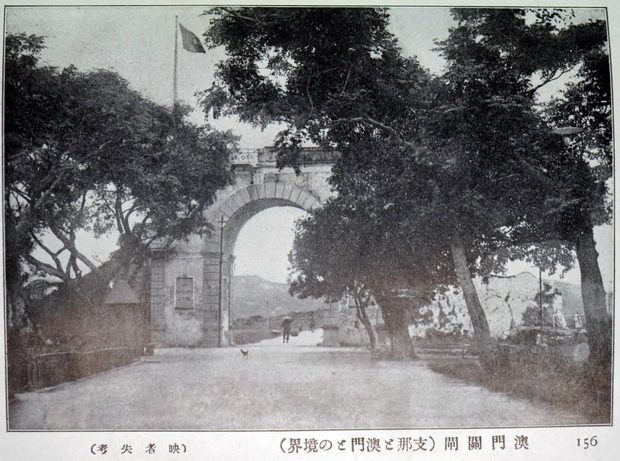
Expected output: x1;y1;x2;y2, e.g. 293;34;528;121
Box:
229;206;307;344
233;206;306;284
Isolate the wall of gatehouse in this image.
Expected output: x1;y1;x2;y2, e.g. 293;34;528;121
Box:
149;150;335;347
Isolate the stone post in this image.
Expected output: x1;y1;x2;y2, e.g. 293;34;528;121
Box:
149;248;167;344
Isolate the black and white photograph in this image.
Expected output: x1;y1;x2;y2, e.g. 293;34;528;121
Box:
2;1;618;459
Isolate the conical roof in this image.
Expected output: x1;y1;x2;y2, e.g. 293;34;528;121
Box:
104;277;140;305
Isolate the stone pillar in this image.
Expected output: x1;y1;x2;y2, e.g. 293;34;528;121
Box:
221;255;233;345
201;249;221;347
149;249;167;344
200;211;237;347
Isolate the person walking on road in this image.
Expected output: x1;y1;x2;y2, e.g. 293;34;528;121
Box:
281;317;293;343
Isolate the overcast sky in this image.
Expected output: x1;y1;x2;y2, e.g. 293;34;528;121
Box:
5;5;613;287
4;5;456;145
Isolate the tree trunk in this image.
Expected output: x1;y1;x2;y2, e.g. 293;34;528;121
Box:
575;227;612;371
6;280;30;395
377;296;416;359
356;305;377;352
391;304;416;360
379;304;395;354
7;279;28;329
450;239;493;370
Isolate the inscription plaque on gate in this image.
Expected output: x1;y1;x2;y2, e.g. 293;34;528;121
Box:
175;277;194;309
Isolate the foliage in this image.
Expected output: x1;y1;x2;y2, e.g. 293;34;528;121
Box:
434;9;611;368
5;33;235;293
436;9;611;243
202;7;432;171
544;48;612;237
289;194;453;300
202;7;603;276
439;9;607;99
520;282;560;328
203;7;395;126
200;8;611;365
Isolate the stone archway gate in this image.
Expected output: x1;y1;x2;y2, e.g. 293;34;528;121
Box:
149;147;337;347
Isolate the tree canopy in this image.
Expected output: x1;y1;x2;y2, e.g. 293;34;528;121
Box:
5;33;234;320
201;7;611;367
437;9;612;367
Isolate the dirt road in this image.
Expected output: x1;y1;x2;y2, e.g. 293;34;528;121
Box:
9;331;588;430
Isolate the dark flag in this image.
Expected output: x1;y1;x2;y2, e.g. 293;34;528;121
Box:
179;23;206;53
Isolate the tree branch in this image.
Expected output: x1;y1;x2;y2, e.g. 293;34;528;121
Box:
341;64;352;95
122;200;140;233
49;223;101;276
31;232;65;275
218;7;260;23
330;116;419;150
14;141;114;238
24;254;70;281
528;66;574;96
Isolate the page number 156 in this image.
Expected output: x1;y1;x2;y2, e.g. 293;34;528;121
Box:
577;436;598;449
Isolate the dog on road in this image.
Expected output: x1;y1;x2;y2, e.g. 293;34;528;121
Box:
240;349;249;359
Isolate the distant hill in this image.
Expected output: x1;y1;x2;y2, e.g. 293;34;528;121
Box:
230;275;332;320
231;274;597;336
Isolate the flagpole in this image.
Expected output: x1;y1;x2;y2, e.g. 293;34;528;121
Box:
173;15;179;109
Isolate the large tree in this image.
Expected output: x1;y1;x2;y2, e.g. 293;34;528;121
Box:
288;200;380;352
201;8;610;369
544;48;612;369
436;9;612;369
289;188;456;358
5;33;234;325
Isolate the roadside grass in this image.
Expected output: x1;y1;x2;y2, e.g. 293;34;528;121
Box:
426;352;611;424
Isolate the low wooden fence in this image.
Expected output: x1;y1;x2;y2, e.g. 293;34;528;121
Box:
25;346;143;390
